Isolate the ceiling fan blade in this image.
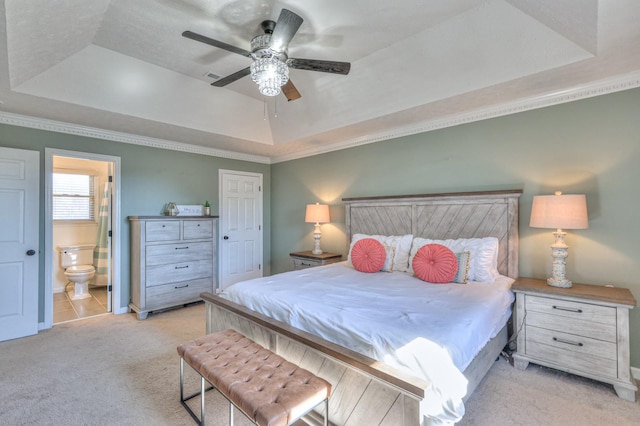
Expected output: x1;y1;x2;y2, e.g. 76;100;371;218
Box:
287;58;351;75
182;30;251;57
211;67;251;87
269;9;303;53
281;80;302;101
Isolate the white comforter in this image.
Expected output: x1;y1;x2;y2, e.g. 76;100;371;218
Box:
220;262;514;425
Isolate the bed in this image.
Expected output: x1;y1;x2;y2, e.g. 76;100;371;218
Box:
201;190;522;425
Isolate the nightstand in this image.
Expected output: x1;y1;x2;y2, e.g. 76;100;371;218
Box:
290;251;342;270
512;277;637;401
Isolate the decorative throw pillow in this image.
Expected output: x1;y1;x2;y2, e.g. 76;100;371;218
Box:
408;237;499;282
412;244;458;283
351;238;387;273
452;251;471;284
348;234;413;272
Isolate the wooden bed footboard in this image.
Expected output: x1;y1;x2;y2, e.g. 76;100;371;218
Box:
202;292;428;426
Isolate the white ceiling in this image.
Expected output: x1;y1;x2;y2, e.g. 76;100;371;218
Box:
1;0;639;163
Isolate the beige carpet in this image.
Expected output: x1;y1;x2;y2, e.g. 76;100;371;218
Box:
1;303;638;425
460;357;640;425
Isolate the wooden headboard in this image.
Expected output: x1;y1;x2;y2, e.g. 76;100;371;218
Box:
343;190;522;279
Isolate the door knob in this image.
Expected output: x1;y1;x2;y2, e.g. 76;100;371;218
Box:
223;236;229;240
26;249;36;256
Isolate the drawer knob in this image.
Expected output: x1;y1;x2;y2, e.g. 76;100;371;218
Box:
553;336;583;347
552;305;583;313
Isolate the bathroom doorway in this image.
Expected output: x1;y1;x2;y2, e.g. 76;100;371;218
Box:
44;149;122;327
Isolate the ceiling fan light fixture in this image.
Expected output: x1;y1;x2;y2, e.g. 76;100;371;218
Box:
250;57;289;96
183;9;350;101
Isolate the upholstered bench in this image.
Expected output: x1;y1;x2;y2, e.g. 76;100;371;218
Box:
177;329;331;426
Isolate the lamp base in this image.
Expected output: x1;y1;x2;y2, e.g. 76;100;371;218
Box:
547;230;572;288
312;224;323;255
547;277;572;288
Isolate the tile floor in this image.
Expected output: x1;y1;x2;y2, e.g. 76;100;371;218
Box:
53;286;110;324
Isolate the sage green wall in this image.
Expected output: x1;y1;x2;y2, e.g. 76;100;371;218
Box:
271;87;640;366
0;124;271;320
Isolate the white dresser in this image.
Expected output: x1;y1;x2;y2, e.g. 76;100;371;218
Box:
129;216;218;320
513;277;637;401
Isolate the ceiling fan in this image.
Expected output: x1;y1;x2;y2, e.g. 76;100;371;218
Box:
182;8;351;101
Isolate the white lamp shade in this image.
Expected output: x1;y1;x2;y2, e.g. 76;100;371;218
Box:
305;203;330;223
530;193;588;230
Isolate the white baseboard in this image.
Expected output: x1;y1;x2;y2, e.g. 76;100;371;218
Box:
113;305;129;315
632;366;640;382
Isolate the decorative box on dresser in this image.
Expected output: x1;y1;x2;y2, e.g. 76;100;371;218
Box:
129;216;218;320
512;277;637;401
289;251;342;270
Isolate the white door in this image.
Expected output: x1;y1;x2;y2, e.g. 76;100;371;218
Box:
0;147;39;341
219;170;263;290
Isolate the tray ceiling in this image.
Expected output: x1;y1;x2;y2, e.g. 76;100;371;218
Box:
1;0;639;163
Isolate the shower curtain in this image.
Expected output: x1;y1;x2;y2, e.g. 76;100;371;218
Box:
93;182;110;286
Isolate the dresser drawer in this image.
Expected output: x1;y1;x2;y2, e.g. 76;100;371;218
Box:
526;310;617;342
146;259;213;286
526;325;617;361
526;326;618;378
525;295;617;342
145;242;213;266
526;295;616;325
183;220;213;240
145;221;180;241
293;258;321;269
146;278;212;308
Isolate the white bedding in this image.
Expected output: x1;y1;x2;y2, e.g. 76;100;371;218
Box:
220;262;514;425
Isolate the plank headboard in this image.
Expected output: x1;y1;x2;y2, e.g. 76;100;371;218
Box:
343;190;522;279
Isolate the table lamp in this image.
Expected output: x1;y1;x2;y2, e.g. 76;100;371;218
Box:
305;203;330;254
530;191;588;288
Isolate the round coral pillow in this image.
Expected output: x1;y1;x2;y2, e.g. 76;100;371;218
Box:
412;244;458;283
351;238;386;273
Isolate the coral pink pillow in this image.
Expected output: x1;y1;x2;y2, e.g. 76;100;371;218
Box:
412;244;458;283
351;238;386;273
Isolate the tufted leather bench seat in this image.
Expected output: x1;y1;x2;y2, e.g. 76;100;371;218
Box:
178;329;331;426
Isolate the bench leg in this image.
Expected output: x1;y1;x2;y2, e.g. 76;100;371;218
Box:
200;376;206;425
324;399;329;426
180;357;215;425
229;401;234;426
180;358;184;401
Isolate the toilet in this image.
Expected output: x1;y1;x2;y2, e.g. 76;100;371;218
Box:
58;244;96;300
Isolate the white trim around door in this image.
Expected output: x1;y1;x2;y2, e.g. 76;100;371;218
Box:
218;169;264;290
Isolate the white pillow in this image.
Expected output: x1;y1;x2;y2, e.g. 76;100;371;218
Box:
408;237;499;282
348;234;413;272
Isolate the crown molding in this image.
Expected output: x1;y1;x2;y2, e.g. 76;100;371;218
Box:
271;71;640;163
0;111;272;164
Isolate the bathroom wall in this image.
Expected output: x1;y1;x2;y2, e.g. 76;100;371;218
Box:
52;157;109;293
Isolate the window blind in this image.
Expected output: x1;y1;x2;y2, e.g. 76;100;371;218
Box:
53;173;96;221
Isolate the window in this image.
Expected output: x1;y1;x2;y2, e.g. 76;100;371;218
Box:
53;172;96;221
